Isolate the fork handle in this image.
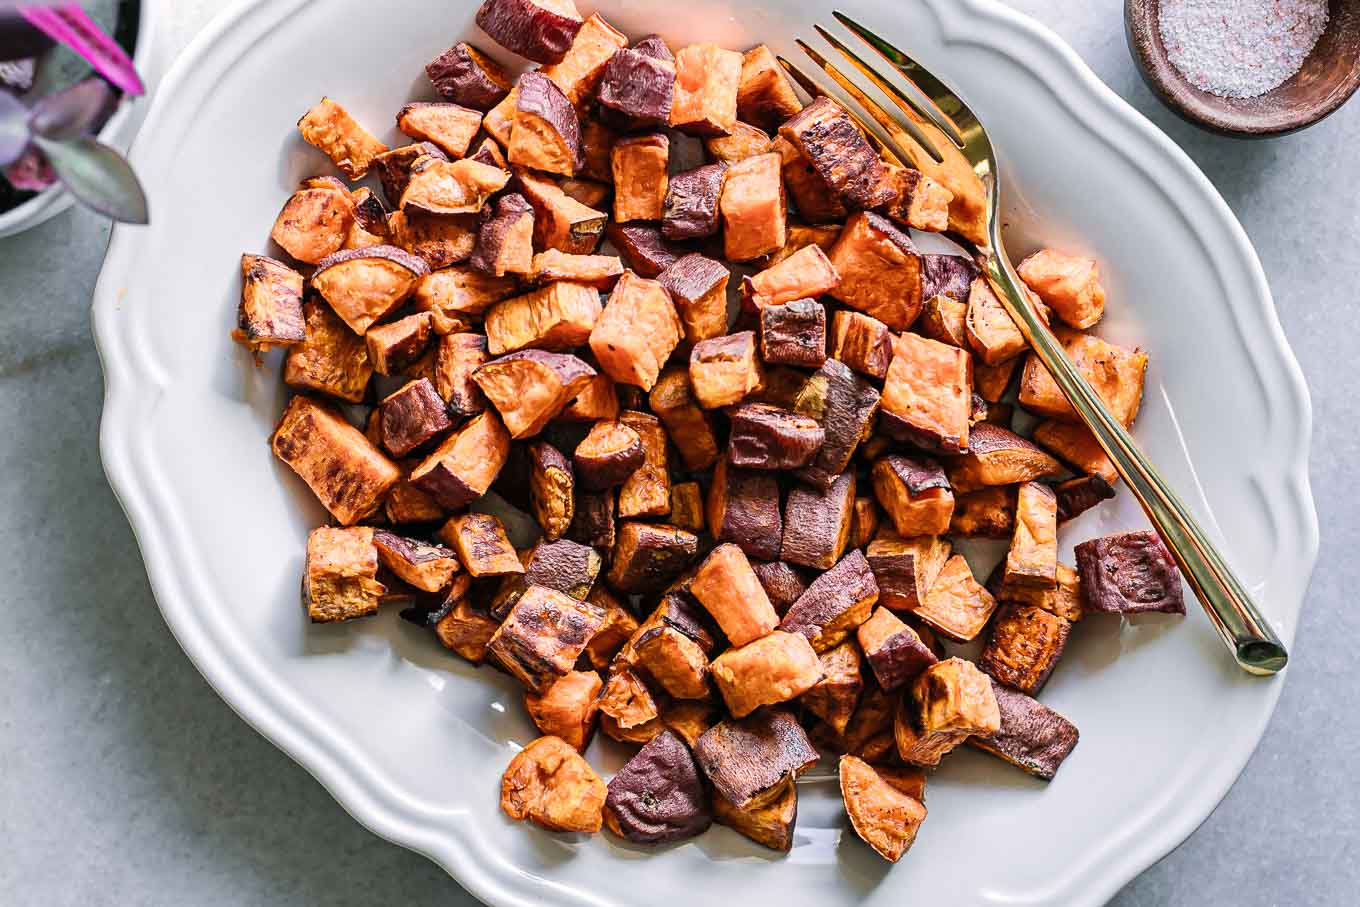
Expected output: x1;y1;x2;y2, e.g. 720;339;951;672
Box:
984;252;1288;676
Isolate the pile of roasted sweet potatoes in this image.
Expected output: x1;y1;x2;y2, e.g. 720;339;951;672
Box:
234;0;1187;865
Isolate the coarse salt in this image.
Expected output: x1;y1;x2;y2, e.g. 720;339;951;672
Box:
1158;0;1329;99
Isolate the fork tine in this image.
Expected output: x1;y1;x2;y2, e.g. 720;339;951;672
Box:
789;41;943;166
776;55;908;167
831;10;973;148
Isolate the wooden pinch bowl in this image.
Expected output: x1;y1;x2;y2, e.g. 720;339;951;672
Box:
1126;0;1360;137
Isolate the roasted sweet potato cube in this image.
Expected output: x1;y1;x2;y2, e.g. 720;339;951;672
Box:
1005;481;1058;589
235;254;305;352
858;607;937;692
388;210;479;271
979;604;1070;695
303;526;384;622
515;169;607;255
736;44;803;130
377;378;452;458
474;350;596;438
525;670;602;752
800;640;862;735
689;543;779;647
881;166;952;233
895;657;999;766
720;152;787;262
658;253;730;344
582;586;637;668
1017;249;1105;330
965;276;1027;366
871;456;954;537
500;734;605;834
974;356;1020;403
705;121;773;163
866;536;951;612
632;621;710;700
485;281;601;356
914;554;997;642
482;84;520;147
400;157;509;217
658;163;725;241
490;537;603;620
637;370;713;474
476;0;584;64
540;11;628;106
396;102;482;160
714;780;796;852
969;681;1080;780
839;755;927;863
756;299;827;368
689;331;764;409
668;43;743;136
781;469;856;570
1055;474;1117;524
780;97;893;210
468;193;534;278
792;359;881;489
311;246;429;335
1033;419;1119;486
826;211;923;330
435;594;501;663
604;730;712;844
526;442;575;540
371;143;447;208
410;409;510;508
530;250;622;290
946;423;1063;493
728;401;826;471
558;177;610;209
970;394;1013;427
598;41;675;130
1019;330;1149;426
272;397;400;525
829;310;892;378
283;300;372;403
610;132;669;223
774;135;846;225
779;549;879;652
615;409;670;518
920;252;981;302
815;682;896;762
950;486;1017;539
433;332;490;416
850;496;881;549
991;560;1084;623
427;42;512;110
703;456;780;561
1075;530;1185;615
566;488;616;551
372;530;459;594
488;584;606;692
879;332;971;453
710;630;821;717
297;97;388;179
694;709;819;809
573;419;643;489
508;73;584;176
440;512;522;578
576;120;617;184
364;312;431;377
588;271;683;392
385;459;448;525
917;295;969;349
606;221;683;277
607;522;699;594
598;667;663;743
270;186;352;266
742;244;840;313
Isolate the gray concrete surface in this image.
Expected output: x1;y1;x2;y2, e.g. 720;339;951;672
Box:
1;1;1354;904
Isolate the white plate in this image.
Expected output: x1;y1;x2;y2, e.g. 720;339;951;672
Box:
92;0;1318;904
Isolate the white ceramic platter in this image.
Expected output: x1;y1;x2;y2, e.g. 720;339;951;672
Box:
92;0;1318;904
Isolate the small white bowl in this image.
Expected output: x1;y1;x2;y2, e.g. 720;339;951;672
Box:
0;0;163;238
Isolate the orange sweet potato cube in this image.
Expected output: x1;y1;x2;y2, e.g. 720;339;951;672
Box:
588;271;684;391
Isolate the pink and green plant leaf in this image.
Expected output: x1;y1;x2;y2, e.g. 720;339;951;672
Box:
17;4;143;95
32;133;146;222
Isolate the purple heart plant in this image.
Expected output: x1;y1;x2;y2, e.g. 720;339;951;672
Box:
0;3;147;223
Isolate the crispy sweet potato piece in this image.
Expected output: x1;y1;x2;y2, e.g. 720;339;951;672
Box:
427;42;512;110
642;368;716;471
727;403;825;471
866;536;951;613
1005;481;1058;589
895;657;999;766
689;543;779;647
922;253;982;303
272;397;400;525
508;73;584;176
742;243;840;312
615;409;671;518
793;359;881;489
607;522;699;593
966;276;1027;365
780;549;879;652
757;299;827;368
605;730;712;844
689;331;764;409
914;554;997;642
1055;474;1116;524
780;97;893;210
371;143;448;208
310;245;428;335
881;166;952;233
388;209;479;271
297;97;387;179
525;670;602;752
705;121;773;163
485;281;601;355
814;681;896;762
950;486;1017;539
720;152;787;262
839;755;927;863
582;586;637;668
474;350;596;438
658;253;730;344
969;681;1079;780
435;593;501;663
513;170;606;255
1017;249;1105;330
1019;330;1149;426
385;459;447;524
235;254;305;352
1075;530;1185;615
501;734;604;833
396;102;482;160
826;211;922;330
991;561;1084;623
482;83;520;147
1033;419;1119;486
660;163;727;241
433;332;490;416
599;666;662;743
409;409;510;508
631;619;710;701
879;332;971;453
708;456;782;561
489;584;606;692
598;39;675;130
669;43;742;136
469;193;535;277
401;157;509;217
372;530;459;593
773;135;846;225
781;469;856;570
573;419;643;489
711;630;821;718
578;119;617;183
737;44;802;130
303;527;384;622
540;11;628;105
752;561;806;617
946;423;1062;493
917;295;969;349
829;309;892;379
801;641;863;734
283;300;372;403
530;250;622;290
714;780;796;852
271;186;352;266
851;496;881;549
476;0;584;64
979;603;1070;695
440;511;523;578
559;177;610;208
610;132;669;223
858;607;937;692
490;538;603;619
666;482;705;534
695;710;818;815
972;358;1017;406
567;488;616;550
872;456;954;538
528;442;576;540
606;222;683;278
365;312;432;377
377;378;452;458
588;271;683;392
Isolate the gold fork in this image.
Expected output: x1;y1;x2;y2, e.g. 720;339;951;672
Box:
783;11;1288;676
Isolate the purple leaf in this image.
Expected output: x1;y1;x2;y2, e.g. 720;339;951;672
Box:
0;88;30;165
29;77;111;138
32;134;147;222
18;5;144;96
